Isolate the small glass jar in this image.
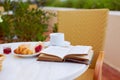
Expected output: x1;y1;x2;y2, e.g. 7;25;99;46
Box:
3;45;11;54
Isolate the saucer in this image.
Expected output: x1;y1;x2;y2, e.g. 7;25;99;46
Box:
43;41;70;47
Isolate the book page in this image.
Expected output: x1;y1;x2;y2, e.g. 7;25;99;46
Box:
68;46;92;55
37;54;63;62
73;50;93;60
64;50;94;65
40;46;71;59
40;46;92;59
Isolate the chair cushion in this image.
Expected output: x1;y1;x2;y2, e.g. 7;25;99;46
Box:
75;68;94;80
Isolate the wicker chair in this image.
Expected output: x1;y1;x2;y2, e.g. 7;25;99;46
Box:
57;9;109;80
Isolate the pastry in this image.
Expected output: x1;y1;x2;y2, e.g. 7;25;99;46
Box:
14;42;44;55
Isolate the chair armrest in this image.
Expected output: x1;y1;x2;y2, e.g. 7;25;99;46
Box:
94;51;104;80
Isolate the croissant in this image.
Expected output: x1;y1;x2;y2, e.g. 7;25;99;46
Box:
14;44;33;55
14;48;19;54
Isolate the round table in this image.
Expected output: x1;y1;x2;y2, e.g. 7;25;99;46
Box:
0;42;89;80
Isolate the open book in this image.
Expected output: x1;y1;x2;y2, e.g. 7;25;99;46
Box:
37;46;93;65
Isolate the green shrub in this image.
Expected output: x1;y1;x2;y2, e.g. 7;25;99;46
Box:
0;15;14;42
0;1;54;42
45;0;120;11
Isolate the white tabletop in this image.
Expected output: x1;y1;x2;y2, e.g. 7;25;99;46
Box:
0;42;89;80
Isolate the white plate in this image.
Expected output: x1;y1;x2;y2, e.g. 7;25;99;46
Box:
14;52;40;57
13;42;43;57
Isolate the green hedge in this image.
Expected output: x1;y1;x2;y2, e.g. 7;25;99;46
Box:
45;0;120;11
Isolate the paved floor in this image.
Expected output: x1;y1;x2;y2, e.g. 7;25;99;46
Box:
102;63;120;80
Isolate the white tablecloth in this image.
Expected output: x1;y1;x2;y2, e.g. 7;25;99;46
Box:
0;42;89;80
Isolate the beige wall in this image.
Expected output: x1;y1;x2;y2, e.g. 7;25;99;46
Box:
44;7;120;71
104;11;120;71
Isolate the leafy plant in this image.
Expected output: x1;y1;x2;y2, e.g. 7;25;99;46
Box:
53;23;58;32
0;15;14;42
0;1;54;42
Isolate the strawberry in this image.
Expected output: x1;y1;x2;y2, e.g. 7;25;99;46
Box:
35;45;42;53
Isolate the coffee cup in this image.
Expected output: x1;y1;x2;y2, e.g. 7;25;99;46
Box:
50;33;65;46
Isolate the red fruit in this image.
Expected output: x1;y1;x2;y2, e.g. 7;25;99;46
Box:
35;45;42;53
3;47;11;54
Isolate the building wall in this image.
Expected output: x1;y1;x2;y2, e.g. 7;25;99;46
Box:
104;11;120;71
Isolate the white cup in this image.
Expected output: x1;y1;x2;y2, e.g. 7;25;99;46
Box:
50;33;65;46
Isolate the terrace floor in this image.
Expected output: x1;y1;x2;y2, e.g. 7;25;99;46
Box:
102;63;120;80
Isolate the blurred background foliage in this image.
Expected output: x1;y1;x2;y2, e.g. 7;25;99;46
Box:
44;0;120;11
0;0;119;43
0;0;120;11
0;0;54;42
